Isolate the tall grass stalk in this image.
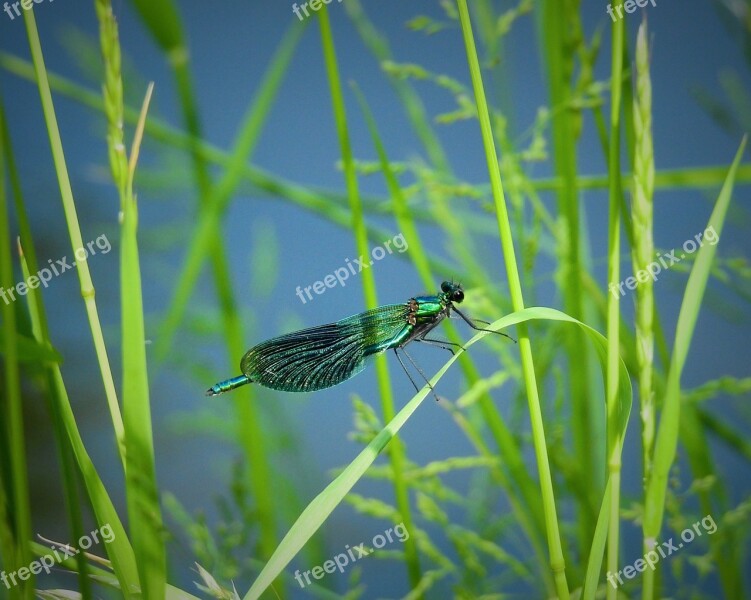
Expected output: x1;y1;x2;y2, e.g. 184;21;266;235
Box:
631;22;656;486
94;1;167;595
318;7;423;591
606;12;626;600
456;1;569;597
630;23;659;599
541;2;599;552
22;5;125;467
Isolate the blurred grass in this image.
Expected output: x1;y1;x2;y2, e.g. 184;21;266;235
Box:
0;1;748;599
318;5;423;592
0;70;31;600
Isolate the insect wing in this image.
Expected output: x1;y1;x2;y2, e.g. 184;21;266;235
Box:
240;303;410;392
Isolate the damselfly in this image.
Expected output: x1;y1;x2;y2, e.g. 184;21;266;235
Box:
206;281;513;398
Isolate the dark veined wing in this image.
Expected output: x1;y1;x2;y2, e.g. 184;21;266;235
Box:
239;303;411;392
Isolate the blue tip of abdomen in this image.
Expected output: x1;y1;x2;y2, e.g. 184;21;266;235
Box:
206;374;251;396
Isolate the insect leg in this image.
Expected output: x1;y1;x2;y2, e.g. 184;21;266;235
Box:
399;347;442;402
452;306;516;343
392;347;422;394
414;337;463;355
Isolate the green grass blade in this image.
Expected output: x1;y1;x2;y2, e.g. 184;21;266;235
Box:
17;244;94;599
120;86;167;600
642;137;747;596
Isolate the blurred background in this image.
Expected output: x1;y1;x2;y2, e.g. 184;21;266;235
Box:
1;0;750;598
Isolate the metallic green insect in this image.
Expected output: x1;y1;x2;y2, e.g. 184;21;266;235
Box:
206;281;512;397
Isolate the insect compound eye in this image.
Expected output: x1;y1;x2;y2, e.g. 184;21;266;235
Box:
452;289;464;303
441;281;451;293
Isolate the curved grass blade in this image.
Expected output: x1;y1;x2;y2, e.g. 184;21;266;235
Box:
243;307;632;600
